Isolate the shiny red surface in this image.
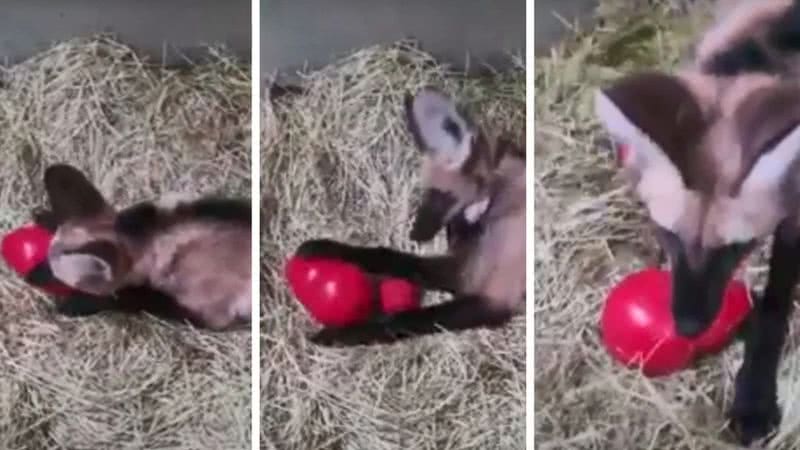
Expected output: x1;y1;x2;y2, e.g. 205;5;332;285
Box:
601;268;695;377
285;256;375;327
379;278;421;314
601;268;752;377
2;224;53;276
1;224;75;296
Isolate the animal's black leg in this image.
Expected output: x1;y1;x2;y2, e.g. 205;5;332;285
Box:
729;223;800;445
24;261;58;287
112;285;201;325
296;239;460;292
56;293;115;317
309;295;513;347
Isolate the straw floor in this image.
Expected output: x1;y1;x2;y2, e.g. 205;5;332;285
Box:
536;1;800;448
262;41;525;450
0;36;251;450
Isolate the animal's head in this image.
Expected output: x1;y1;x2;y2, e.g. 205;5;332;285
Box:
43;164;132;296
594;70;800;337
404;87;523;242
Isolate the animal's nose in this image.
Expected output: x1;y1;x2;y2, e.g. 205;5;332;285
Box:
674;316;706;338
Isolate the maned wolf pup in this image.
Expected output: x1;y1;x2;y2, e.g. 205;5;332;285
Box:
593;0;800;444
29;163;251;331
296;87;526;347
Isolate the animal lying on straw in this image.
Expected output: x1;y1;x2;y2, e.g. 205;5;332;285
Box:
593;0;800;444
296;87;526;347
30;163;251;331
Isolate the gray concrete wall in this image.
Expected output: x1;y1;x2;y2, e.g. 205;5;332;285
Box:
0;0;251;67
262;0;525;80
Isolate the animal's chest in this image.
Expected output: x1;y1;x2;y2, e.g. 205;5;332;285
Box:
461;212;526;309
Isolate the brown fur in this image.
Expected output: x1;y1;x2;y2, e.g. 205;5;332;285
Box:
594;0;800;444
298;88;525;346
45;164;251;331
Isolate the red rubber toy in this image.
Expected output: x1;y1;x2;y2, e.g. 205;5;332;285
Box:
600;268;751;377
379;278;421;314
285;255;422;326
285;256;375;327
1;223;75;296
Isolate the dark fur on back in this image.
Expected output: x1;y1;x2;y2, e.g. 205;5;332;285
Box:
115;197;250;240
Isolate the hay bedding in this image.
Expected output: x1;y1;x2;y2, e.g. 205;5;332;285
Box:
0;35;251;449
534;1;800;449
261;42;525;450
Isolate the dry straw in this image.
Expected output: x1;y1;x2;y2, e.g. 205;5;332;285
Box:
262;41;525;449
0;35;251;449
536;1;800;448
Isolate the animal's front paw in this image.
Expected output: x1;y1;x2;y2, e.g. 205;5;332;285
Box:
295;239;353;260
728;374;781;446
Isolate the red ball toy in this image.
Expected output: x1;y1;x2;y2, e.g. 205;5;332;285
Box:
601;268;751;377
1;224;75;296
285;255;422;327
379;278;421;314
285;256;376;327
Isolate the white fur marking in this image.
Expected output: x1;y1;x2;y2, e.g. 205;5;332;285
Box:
464;197;490;223
740;123;800;193
595;90;687;229
50;253;112;288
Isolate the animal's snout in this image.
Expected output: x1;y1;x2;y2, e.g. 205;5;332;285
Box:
47;241;64;259
674;315;708;338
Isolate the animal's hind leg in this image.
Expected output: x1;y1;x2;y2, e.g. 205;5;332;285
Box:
309;294;513;347
55;294;115;317
296;238;460;293
729;222;800;445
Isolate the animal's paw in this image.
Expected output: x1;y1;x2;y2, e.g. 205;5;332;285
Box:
728;375;781;446
295;239;353;260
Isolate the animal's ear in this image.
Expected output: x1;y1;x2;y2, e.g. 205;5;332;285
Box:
44;164;111;221
405;88;475;171
737;86;800;196
49;253;113;293
594;72;708;228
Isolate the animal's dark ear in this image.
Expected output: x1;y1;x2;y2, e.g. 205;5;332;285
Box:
44;164;111;220
405;88;475;171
